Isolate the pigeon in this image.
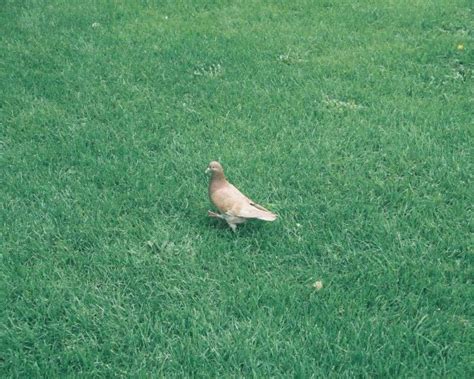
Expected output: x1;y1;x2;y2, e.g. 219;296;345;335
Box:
205;161;277;232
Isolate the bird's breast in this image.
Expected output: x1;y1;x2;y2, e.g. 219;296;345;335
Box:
210;188;235;213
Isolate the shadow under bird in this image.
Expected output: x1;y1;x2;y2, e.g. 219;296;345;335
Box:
206;161;277;232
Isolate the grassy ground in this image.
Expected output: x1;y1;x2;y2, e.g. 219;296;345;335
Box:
1;0;473;377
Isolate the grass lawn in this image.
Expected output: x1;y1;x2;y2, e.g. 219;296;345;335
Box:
1;0;473;377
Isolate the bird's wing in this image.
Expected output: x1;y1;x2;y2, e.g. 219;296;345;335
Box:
234;202;277;221
224;184;276;221
211;183;251;214
211;182;277;221
248;202;272;212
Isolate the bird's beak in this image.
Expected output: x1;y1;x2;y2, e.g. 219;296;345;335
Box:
205;167;210;174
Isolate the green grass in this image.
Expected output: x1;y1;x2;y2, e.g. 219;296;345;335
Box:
1;0;473;377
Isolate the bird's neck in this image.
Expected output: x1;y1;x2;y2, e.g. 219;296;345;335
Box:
211;172;225;182
210;172;226;190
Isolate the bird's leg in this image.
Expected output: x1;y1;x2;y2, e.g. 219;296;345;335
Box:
228;223;237;232
208;210;224;219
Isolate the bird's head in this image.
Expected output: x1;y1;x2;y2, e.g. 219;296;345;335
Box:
205;161;224;176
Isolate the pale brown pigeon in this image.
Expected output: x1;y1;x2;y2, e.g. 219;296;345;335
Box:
206;161;277;232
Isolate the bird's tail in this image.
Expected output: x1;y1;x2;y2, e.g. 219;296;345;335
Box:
254;209;277;221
